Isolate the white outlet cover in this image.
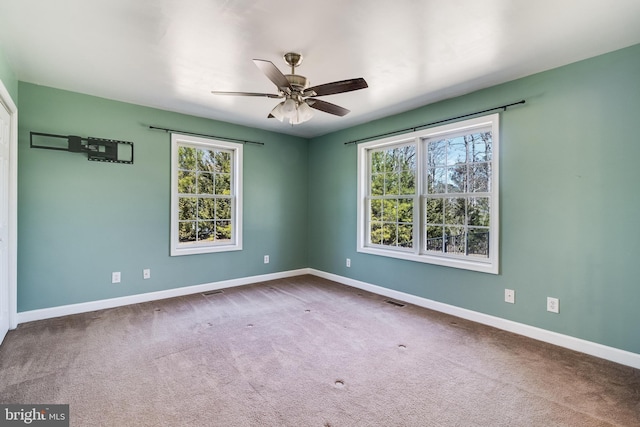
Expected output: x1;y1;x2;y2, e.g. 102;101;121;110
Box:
505;289;515;304
112;272;121;284
547;297;559;313
264;255;269;264
143;269;151;279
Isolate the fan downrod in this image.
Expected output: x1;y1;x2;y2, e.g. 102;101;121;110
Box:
282;52;308;90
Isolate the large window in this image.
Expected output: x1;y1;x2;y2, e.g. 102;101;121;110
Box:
171;134;242;256
357;114;499;274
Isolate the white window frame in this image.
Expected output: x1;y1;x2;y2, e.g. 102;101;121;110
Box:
357;114;499;274
170;133;243;256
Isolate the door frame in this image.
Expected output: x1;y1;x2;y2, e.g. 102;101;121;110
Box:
0;78;17;332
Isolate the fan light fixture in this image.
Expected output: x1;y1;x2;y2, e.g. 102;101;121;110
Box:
212;52;368;125
270;97;314;124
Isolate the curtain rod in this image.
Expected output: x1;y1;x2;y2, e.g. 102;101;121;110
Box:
149;126;264;146
344;100;525;145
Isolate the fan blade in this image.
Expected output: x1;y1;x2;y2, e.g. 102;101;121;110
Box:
306;98;350;117
253;59;292;91
212;91;282;99
304;78;368;97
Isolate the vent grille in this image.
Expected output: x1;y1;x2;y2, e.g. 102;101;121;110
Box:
385;300;405;307
202;290;224;296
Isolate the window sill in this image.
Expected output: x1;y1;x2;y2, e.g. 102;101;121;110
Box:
171;243;242;257
357;245;498;274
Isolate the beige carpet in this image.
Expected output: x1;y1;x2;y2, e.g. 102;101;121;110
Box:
1;275;639;426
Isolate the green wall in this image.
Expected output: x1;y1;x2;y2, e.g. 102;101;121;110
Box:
17;83;308;311
308;44;640;354
0;44;18;102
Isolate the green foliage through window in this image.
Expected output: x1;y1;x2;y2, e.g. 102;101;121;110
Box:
368;144;416;249
424;132;492;258
177;145;233;244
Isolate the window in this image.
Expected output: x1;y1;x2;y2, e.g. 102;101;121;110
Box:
357;114;499;274
171;133;242;256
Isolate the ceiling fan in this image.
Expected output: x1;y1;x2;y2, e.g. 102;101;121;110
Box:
212;52;368;125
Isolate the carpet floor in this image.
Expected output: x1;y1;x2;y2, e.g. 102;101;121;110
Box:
0;275;639;426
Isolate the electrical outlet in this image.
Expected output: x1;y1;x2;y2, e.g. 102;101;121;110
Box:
112;272;121;284
504;289;515;304
264;255;269;264
346;258;351;268
547;297;559;313
143;269;151;279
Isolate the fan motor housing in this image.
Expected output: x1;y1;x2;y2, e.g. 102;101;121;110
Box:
285;74;309;91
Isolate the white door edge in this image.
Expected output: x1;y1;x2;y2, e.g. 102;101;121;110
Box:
0;78;18;343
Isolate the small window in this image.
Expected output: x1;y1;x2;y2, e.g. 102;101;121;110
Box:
170;134;242;256
357;114;499;274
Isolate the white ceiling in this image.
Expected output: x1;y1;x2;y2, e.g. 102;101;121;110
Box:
1;1;639;138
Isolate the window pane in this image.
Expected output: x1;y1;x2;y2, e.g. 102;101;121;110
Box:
470;163;490;192
370;221;383;244
467;228;489;258
426;226;444;252
178;146;196;170
467;197;490;227
471;132;492;162
178;197;197;221
197;149;216;172
371;151;385;173
371;173;384;196
399;170;415;194
215;173;231;195
197;221;214;241
426;198;443;224
384;173;399;195
444;198;465;225
178;171;196;194
197;198;214;220
382;199;398;222
383;223;397;246
399;145;416;172
370;199;382;221
398;224;413;248
385;150;399;172
197;172;214;194
217;152;231;173
428;140;447;166
427;167;446;194
445;227;465;254
178;221;196;243
216;220;232;240
398;199;413;223
447;137;467;165
216;198;231;220
447;165;467;193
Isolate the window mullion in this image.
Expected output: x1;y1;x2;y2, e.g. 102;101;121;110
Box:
414;137;422;255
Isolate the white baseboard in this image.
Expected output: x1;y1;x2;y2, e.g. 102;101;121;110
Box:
309;269;640;370
16;269;311;324
16;267;640;370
